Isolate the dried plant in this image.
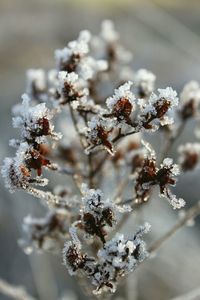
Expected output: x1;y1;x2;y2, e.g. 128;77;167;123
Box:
1;20;200;299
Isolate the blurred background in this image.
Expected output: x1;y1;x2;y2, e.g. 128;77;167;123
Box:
1;0;200;299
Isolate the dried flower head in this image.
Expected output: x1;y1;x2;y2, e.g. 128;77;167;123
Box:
74;185;131;243
105;81;135;125
135;142;185;209
86;117;114;154
138;87;179;131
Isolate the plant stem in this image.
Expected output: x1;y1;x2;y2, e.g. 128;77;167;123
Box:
0;278;36;300
88;152;94;188
159;122;186;163
148;200;200;253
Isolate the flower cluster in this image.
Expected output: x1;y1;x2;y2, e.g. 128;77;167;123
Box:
1;94;65;207
63;222;150;294
55;30;107;81
2;20;200;298
84;84;179;154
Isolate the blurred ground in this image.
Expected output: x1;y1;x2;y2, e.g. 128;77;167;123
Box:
1;1;200;299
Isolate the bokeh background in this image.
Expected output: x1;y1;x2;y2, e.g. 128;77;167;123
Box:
1;0;200;299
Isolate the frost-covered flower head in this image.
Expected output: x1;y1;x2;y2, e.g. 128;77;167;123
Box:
12;94;61;143
180;81;200;120
135;68;156;98
55;30;91;69
76;185;131;242
58;71;89;106
135;142;185;209
138;87;179;131
55;30;107;81
1;142;49;192
106;81;135;123
1;154;29;192
63;231;87;276
86;116;114;154
26;69;46;99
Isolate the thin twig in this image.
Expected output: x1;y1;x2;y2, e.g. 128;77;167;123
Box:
87;152;94;188
170;286;200;300
160;122;186;163
148;201;200;253
0;278;36;300
69;103;86;150
114;176;131;201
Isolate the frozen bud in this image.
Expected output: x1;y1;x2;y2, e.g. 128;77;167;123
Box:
134;142;184;209
138;87;179;131
1;142;31;192
105;82;135;125
157;158;185;209
180;81;200;120
13;94;61;143
100;20;119;43
58;71;88;105
55;30;91;71
135;155;157;203
77;185;131;242
178;143;200;171
135;69;156;98
63;241;87;275
26;69;46;99
1;142;52;192
1;156;30;192
86;117;114;154
55;30;106;81
24;147;51;177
